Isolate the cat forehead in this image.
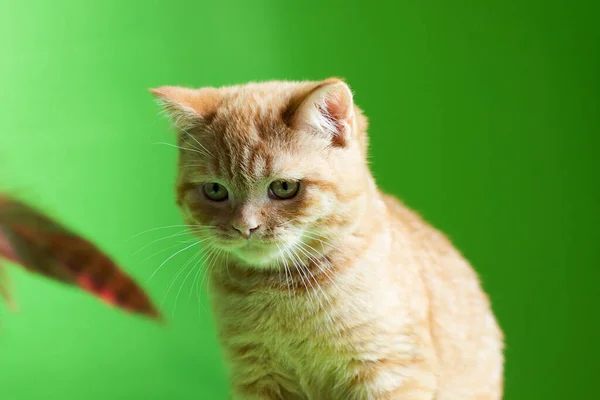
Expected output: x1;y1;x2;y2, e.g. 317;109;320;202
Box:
221;81;308;100
181;136;318;185
209;82;303;131
176;80;339;182
196;84;331;163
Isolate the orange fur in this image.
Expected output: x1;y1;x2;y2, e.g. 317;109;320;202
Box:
152;79;504;399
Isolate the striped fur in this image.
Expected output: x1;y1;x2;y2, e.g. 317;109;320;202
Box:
152;79;504;399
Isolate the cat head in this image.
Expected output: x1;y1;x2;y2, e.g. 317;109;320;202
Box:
151;79;371;268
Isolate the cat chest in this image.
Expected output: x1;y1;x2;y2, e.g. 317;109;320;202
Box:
223;311;362;395
215;290;410;396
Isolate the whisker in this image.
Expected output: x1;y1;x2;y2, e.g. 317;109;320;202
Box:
295;250;328;315
199;247;221;295
148;240;203;281
160;248;204;308
300;230;343;253
140;237;198;263
224;250;233;283
130;224;205;239
300;242;349;300
276;243;293;301
179;128;214;157
181;137;211;158
296;240;339;284
278;220;343;253
286;243;323;311
197;247;222;314
180;164;207;169
295;241;345;311
190;245;218;300
292;243;335;321
282;246;310;302
129;228;210;258
189;246;213;300
153;141;208;157
172;246;212;318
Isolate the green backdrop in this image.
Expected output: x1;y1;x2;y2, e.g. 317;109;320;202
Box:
1;0;598;399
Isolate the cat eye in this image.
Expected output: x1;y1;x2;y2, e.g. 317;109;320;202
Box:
269;180;300;200
202;182;229;202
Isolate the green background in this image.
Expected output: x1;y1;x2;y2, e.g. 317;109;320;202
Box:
1;0;598;399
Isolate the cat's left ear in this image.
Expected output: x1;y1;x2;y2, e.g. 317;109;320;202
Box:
288;78;355;147
149;86;221;130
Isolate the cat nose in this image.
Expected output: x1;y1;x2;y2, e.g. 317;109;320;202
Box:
232;224;260;239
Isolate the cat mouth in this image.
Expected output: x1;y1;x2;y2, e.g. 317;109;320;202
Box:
239;240;278;252
227;242;280;266
213;236;277;252
208;232;297;266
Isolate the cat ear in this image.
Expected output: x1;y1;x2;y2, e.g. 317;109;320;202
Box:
289;78;355;147
149;86;221;130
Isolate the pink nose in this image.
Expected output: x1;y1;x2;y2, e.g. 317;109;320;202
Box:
233;224;260;239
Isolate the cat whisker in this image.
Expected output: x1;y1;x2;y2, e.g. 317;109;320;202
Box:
197;246;218;297
282;245;312;307
205;248;223;292
277;221;343;254
276;243;293;301
189;244;215;300
179;127;214;157
291;244;335;324
129;228;212;258
160;248;204;309
180;137;211;159
139;238;198;263
153;141;208;157
149;239;204;281
280;230;339;308
129;224;205;239
292;228;343;253
296;240;348;300
224;250;233;283
189;245;215;310
180;164;207;169
135;225;215;264
196;246;222;314
285;241;325;314
292;242;337;319
294;241;332;281
173;244;216;318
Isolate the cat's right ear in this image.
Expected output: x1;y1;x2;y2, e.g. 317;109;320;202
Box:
149;86;221;130
286;78;355;147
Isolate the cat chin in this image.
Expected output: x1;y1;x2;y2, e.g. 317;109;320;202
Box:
230;246;282;268
216;235;304;269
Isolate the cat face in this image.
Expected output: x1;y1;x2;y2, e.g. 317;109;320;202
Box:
151;79;369;268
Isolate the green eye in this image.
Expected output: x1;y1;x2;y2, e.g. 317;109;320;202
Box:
203;182;228;201
269;180;300;200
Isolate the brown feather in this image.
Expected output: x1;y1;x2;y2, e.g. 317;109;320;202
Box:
0;194;160;320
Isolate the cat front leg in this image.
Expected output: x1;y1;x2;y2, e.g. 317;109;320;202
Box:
355;372;437;400
228;364;304;400
230;385;280;400
228;371;284;400
230;382;305;400
347;355;438;400
225;345;302;399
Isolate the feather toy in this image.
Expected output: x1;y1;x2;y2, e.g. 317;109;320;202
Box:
0;194;159;320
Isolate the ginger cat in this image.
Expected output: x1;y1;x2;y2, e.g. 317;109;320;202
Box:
151;78;504;400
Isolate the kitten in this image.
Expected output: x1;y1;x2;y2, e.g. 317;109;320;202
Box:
151;78;504;400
